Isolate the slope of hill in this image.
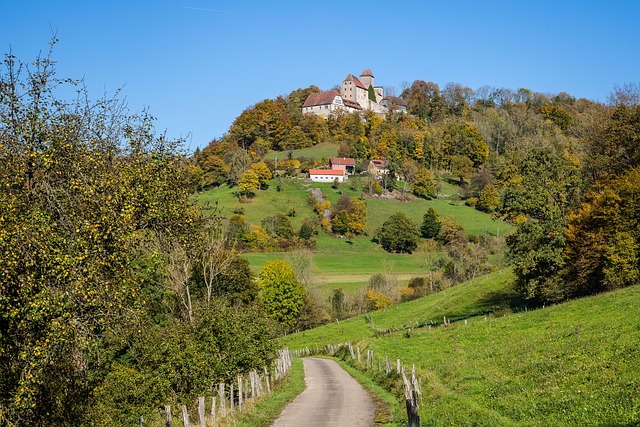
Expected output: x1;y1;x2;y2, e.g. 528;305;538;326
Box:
196;170;512;293
282;274;640;426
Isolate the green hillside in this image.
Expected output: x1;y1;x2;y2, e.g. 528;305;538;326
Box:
282;274;640;426
195;171;512;293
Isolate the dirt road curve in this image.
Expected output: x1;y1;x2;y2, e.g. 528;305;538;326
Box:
271;357;375;427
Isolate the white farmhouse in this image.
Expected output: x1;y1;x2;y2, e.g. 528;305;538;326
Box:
308;168;347;182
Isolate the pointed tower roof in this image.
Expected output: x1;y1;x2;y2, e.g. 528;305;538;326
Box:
343;73;367;90
360;68;374;78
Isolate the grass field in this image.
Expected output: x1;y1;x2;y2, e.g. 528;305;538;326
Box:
262;142;339;161
281;268;519;349
195;174;512;293
282;273;640;426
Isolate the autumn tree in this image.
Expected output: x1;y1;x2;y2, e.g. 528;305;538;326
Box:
238;169;260;196
562;167;640;298
250;161;273;189
0;43;203;425
401;80;445;122
330;196;367;236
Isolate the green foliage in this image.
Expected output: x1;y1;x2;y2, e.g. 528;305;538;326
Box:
411;167;437;199
0;43;203;425
563;167;640;297
90;302;276;425
262;212;295;239
377;212;420;253
368;85;377;102
298;218;318;241
258;260;306;332
508;218;567;303
420;207;442;239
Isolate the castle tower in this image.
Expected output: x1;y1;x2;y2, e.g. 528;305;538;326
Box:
359;69;374;89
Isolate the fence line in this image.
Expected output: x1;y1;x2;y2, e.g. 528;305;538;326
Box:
158;348;292;427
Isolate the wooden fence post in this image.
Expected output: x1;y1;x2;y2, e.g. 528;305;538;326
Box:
402;370;420;427
238;376;243;411
211;396;216;425
265;366;271;393
181;405;189;427
218;383;226;417
230;383;235;413
165;405;172;427
198;396;205;427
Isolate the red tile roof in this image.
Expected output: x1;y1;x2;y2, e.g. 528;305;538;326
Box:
372;159;388;168
309;169;346;176
330;157;356;166
342;98;362;110
302;90;341;108
343;74;367;90
360;68;374;77
382;96;408;107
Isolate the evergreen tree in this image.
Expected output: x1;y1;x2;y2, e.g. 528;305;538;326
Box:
421;207;442;239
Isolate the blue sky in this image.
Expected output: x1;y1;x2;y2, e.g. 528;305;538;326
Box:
2;1;639;151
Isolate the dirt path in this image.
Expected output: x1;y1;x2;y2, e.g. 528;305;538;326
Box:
271;358;375;427
318;273;419;283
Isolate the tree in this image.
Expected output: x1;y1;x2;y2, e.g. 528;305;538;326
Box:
330;196;367;236
368;85;377;102
420;207;442;239
238;169;260;196
0;42;203;425
442;122;489;168
412;167;437;199
258;260;306;332
477;184;501;212
401;80;445;121
250;161;273;189
562;167;640;298
261;212;295;239
377;212;420;253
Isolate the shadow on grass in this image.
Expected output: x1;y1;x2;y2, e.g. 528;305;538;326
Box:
475;289;526;315
435;289;527;325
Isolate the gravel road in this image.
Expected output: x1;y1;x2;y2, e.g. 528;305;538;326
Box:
271;357;375;427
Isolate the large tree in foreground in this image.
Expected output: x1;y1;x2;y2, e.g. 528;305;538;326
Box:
0;42;202;425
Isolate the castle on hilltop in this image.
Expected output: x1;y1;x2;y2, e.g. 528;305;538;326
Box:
302;69;406;118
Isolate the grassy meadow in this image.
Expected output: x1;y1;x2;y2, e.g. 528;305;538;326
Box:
282;272;640;426
195;168;512;294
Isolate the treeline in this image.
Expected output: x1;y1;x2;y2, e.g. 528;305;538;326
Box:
0;44;307;426
193;77;640;306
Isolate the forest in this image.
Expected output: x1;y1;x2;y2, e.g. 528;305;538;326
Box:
1;40;639;426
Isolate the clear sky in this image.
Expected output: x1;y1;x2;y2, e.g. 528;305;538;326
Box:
2;1;639;151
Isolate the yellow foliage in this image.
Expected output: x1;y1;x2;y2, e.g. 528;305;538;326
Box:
365;289;392;310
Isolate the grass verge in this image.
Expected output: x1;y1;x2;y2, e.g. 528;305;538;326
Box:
229;358;305;427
